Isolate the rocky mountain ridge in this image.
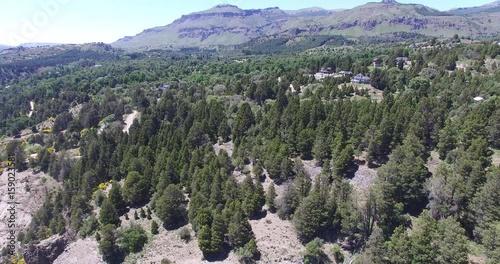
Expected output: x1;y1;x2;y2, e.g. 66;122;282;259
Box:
112;1;500;50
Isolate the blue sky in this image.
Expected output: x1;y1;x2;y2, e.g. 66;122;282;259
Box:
0;0;494;46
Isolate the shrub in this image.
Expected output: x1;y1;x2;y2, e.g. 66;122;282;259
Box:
119;224;147;253
80;214;99;238
151;221;159;235
178;227;191;242
134;210;139;220
302;238;327;264
94;190;106;207
332;244;344;263
140;208;146;218
160;259;173;264
236;238;259;263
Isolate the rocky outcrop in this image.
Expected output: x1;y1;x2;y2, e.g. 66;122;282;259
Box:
389;16;429;30
23;235;67;264
112;3;500;49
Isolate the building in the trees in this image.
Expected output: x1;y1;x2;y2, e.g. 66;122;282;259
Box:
315;67;335;80
351;73;371;84
396;57;409;65
473;96;485;102
319;67;334;74
156;84;170;92
338;71;353;76
373;57;382;67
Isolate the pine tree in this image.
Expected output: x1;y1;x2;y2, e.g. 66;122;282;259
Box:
472;167;500;235
481;221;500;263
134;210;139;220
151;221;159;235
232;103;255;145
358;226;386;264
156;184;187;229
266;182;277;212
312;131;330;165
198;225;212;254
228;204;253;248
210;212;226;253
98;224;119;263
435;217;469;264
385;226;411;264
99;198;120;227
410;211;438;264
252;163;264;179
293;192;324;242
108;183;126;215
123;171;149;206
277;183;299;220
140;208;146;218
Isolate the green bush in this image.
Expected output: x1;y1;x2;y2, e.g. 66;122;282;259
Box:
119;224;148;253
178;227;191;242
80;214;99;238
94;190;106;207
236;238;259;263
151;221;159;235
332;244;344;263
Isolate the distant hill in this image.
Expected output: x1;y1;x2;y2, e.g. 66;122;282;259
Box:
448;0;500;15
0;45;11;51
18;42;63;48
112;1;500;50
283;7;337;17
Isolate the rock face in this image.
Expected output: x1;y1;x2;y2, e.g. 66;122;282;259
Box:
109;2;500;50
23;235;67;264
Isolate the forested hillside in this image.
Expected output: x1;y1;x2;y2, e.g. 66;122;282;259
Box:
1;38;500;263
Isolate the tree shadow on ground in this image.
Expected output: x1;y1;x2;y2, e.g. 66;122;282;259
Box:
249;209;267;220
203;243;232;262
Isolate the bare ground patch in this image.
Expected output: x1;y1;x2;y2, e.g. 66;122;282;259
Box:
213;140;234;158
53;238;103;264
349;164;377;192
301;159;322;180
492;148;500;167
0;169;61;247
123;110;140;133
249;211;304;263
426;151;442;175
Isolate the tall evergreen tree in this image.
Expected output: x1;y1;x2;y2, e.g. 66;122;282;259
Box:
228;204;253;248
108;183;126;215
99;224;120;263
210;212;226;253
156;184;187;229
266;182;277;212
99;198;120;227
122;171;149;206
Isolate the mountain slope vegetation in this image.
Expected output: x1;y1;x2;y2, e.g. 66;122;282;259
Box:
113;1;500;50
1;35;500;263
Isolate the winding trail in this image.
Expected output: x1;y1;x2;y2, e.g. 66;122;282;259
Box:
28;101;34;117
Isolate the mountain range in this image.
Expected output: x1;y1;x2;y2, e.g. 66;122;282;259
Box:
0;45;11;51
112;0;500;50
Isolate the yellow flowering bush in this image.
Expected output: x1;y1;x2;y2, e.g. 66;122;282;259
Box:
98;182;108;190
